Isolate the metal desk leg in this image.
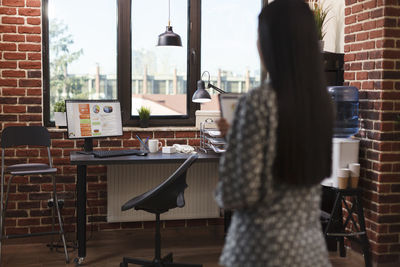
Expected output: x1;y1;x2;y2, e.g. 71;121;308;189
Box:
75;165;87;265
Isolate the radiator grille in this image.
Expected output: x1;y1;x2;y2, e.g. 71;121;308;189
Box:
107;161;220;222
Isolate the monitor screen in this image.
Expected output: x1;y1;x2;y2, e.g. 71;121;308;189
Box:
66;100;123;139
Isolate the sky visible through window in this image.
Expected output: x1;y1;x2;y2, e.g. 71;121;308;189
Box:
49;0;261;77
202;0;261;77
48;0;117;75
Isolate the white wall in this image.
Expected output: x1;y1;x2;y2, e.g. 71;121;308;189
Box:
323;0;345;53
266;0;344;53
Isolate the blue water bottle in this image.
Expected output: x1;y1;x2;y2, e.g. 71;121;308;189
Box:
328;86;359;138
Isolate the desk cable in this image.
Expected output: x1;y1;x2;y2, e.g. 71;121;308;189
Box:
46;185;95;252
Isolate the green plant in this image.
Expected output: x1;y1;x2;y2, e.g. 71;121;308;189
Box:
137;106;151;120
54;99;66;112
309;0;330;41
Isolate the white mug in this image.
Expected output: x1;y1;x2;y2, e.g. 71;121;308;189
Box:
148;139;162;153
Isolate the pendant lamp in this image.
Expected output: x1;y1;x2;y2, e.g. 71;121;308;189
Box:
157;0;182;46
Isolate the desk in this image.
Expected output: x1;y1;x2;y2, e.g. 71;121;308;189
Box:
70;151;220;265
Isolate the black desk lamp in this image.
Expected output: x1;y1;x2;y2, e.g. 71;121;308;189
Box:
192;71;226;103
157;0;182;46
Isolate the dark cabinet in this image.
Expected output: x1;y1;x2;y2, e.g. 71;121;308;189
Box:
323;52;344;86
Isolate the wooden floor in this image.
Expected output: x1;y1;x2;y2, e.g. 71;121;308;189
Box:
2;226;364;267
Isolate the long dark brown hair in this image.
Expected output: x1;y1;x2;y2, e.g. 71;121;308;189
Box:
258;0;333;186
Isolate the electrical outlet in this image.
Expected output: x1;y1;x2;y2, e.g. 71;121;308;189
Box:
47;198;64;209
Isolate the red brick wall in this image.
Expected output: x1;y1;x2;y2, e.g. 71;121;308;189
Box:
0;0;221;237
0;0;42;127
344;0;400;265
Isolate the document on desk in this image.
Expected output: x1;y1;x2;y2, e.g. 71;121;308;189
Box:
218;93;242;124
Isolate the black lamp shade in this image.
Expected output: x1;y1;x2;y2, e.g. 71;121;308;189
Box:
157;26;182;46
192;81;211;103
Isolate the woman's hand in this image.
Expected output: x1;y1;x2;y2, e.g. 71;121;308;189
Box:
217;118;230;138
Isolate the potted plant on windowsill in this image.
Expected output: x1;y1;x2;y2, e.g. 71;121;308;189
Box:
137;106;151;128
54;100;67;127
309;0;330;52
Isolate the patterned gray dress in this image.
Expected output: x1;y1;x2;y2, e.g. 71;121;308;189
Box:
215;83;331;267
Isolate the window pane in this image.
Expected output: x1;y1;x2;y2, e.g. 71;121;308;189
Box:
131;0;188;116
48;0;117;119
201;0;261;110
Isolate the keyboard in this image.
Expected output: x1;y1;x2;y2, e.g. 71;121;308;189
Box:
92;149;147;158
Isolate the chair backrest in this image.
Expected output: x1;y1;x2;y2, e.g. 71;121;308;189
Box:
1;126;51;148
122;154;199;213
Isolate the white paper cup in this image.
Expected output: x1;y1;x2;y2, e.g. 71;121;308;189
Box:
337;168;350;189
350;176;359;188
349;163;360;177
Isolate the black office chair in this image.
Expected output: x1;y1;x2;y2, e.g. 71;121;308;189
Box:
0;126;69;263
120;154;202;267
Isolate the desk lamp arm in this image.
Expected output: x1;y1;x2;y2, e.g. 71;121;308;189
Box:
208;83;226;94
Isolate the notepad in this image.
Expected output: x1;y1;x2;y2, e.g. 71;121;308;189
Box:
218;93;242;124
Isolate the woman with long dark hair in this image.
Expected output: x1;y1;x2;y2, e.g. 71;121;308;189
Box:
215;0;333;266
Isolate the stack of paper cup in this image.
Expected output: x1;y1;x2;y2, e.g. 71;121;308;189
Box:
349;163;360;188
337;168;350;189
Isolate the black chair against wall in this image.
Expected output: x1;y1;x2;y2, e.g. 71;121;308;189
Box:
120;154;202;267
0;126;69;264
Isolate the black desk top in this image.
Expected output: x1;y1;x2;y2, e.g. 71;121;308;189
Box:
70;150;220;165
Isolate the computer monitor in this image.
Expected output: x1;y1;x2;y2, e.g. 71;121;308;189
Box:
66;100;123;152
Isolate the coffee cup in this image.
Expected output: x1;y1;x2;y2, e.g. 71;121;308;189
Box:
337;168;350;189
349;163;360;188
148;139;162;153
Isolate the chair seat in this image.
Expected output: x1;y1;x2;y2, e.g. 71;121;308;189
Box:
121;191;153;212
6;163;57;175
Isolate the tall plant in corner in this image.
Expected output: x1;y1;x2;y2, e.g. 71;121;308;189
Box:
309;0;330;50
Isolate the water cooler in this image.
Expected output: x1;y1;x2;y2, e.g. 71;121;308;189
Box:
321;86;360;188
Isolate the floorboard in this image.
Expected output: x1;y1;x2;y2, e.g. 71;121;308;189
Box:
1;226;364;267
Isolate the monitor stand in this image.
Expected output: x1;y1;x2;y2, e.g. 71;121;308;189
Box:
77;138;94;155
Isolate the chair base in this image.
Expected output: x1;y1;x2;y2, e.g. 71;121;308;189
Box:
120;252;202;267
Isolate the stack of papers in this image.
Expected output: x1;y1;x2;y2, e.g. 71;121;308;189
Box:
204;130;221;137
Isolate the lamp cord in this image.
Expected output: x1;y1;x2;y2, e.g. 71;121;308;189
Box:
168;0;171;26
201;71;211;86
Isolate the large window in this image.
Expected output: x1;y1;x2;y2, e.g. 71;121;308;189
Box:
201;0;262;110
45;0;117;121
43;0;262;126
131;0;188;117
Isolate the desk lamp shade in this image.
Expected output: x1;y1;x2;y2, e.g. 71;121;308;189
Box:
157;0;182;47
192;80;211;103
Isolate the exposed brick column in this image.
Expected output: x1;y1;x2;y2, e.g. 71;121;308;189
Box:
0;0;42;130
344;0;400;265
